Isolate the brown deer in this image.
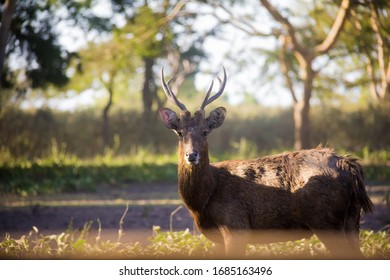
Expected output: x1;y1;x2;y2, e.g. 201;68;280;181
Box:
159;67;373;258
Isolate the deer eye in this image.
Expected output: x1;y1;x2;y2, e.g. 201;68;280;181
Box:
202;130;209;137
176;131;183;137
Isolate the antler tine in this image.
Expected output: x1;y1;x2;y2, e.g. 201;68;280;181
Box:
161;67;187;111
199;80;214;110
199;67;227;111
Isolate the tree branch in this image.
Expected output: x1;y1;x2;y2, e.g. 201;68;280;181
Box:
215;4;273;37
166;46;196;96
365;55;380;102
259;0;306;55
386;60;390;90
279;35;298;103
314;0;351;54
369;2;389;100
162;0;188;23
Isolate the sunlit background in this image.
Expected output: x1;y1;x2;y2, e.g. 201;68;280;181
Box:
1;0;389;158
0;0;390;259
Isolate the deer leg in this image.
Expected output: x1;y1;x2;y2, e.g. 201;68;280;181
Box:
220;227;248;257
212;242;226;258
314;230;362;259
344;230;363;258
343;214;364;258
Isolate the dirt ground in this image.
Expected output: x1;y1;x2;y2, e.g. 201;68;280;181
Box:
0;182;389;243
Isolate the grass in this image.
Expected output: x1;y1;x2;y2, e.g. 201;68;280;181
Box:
1;145;390;196
1;224;389;259
1;146;389;259
0;147;178;196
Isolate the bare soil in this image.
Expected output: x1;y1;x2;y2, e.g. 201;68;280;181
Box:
1;183;389;243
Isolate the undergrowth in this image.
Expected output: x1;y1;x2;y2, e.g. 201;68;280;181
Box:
1;224;389;259
1;145;389;196
0;146;178;196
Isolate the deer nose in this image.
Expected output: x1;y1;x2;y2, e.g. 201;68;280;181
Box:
185;151;199;164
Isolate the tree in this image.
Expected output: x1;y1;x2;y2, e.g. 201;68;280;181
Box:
348;1;390;103
0;0;16;87
0;0;110;110
206;0;352;150
125;4;168;120
119;0;199;121
265;0;352;149
1;0;69;108
68;34;139;150
68;0;203;149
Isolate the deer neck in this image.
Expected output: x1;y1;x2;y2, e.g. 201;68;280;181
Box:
177;142;216;212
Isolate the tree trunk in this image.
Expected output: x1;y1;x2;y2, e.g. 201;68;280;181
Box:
142;56;157;122
0;0;15;77
259;0;351;150
293;65;314;150
368;3;390;103
293;100;310;150
102;83;114;151
0;0;16;110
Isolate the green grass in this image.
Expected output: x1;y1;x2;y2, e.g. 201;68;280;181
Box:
1;146;390;196
1;225;389;259
0;148;178;196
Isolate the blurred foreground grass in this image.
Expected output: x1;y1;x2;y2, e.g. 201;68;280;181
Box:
1;145;389;196
1;224;389;259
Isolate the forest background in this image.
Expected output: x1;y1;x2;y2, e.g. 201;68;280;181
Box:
1;0;390;259
0;0;390;193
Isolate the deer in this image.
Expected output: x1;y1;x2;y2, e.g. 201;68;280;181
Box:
159;67;373;258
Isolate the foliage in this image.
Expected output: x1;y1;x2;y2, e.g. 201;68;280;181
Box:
360;230;390;259
147;226;214;257
248;231;390;259
247;235;328;259
1;103;390;159
1;225;389;259
0;146;178;196
1;102;390;196
126;5;169;58
68;34;139;94
0;143;389;196
0;223;145;259
310;103;390;152
0;0;110;101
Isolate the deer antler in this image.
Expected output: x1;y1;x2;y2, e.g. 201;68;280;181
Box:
161;67;187;111
199;67;227;111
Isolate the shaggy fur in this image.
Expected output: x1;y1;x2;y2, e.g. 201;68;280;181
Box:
159;106;373;258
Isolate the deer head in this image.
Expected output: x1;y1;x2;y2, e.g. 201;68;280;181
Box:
159;68;227;165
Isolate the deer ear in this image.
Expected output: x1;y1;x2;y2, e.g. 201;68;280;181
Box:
207;107;226;130
159;107;179;130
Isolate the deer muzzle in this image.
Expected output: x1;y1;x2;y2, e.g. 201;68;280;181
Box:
181;131;203;165
185;150;199;165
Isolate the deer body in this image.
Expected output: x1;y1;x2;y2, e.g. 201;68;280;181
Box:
159;68;373;257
